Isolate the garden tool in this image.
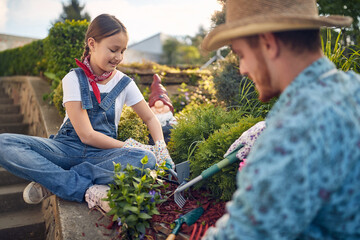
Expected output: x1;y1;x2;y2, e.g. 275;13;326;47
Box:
166;206;204;240
166;161;190;185
173;144;244;208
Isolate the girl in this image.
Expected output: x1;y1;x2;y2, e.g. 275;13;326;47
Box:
0;14;174;212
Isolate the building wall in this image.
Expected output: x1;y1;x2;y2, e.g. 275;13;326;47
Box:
123;33;170;64
0;34;39;52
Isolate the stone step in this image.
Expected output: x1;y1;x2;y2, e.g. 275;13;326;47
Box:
0;183;40;214
0;113;24;123
0;208;45;240
0;104;20;114
0;97;13;104
0;167;29;186
0;123;29;134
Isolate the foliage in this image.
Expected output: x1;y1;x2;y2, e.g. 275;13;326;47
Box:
106;157;169;239
117;106;149;144
57;0;91;23
212;52;275;117
162;38;203;66
191;116;263;200
52;82;65;118
0;39;46;76
168;104;244;163
170;72;218;113
317;0;360;44
321;29;360;73
211;0;226;27
44;19;89;89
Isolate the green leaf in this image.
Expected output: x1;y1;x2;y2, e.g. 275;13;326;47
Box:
123;204;139;213
136;223;146;234
138;212;152;220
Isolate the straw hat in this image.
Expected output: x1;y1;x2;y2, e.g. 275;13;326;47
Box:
202;0;353;51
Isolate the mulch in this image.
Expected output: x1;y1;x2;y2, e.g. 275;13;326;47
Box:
147;182;227;238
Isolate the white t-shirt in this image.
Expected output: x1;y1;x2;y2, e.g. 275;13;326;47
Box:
62;69;144;129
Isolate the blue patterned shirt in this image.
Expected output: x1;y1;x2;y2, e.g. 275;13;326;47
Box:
203;57;360;239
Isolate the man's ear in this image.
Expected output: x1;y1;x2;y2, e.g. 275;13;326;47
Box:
259;33;280;59
88;37;96;52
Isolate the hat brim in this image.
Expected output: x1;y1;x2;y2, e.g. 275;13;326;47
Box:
202;15;353;51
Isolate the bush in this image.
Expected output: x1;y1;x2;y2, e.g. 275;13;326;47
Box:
190;116;263;201
44;19;89;108
0;39;46;76
117;106;149;144
168;104;244;163
212;52;275;118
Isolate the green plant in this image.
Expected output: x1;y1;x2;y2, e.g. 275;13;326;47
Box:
106;157;169;239
117;106;149;144
322;29;360;73
44;19;89;104
168;104;244;163
191;116;263;201
0;39;45;76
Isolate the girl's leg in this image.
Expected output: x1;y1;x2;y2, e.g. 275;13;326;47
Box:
0;133;92;202
71;147;157;185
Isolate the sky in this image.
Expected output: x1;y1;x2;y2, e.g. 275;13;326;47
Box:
0;0;222;44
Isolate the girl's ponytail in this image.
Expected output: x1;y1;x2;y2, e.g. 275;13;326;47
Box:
81;44;90;62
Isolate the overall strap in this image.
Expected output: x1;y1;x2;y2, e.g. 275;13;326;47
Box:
72;68;93;109
99;75;132;111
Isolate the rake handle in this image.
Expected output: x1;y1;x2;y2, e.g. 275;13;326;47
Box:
201;144;243;179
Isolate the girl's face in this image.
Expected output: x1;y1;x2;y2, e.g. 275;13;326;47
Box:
88;31;128;76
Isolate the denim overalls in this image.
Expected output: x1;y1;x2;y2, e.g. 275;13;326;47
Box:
0;68;156;202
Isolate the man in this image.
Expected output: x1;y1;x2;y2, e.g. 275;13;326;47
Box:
201;0;360;239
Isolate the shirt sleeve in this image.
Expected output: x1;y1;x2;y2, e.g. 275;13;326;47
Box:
203;106;346;239
62;71;82;106
124;80;144;107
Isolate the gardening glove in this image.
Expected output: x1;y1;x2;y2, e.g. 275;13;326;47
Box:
123;138;155;152
154;140;175;169
224;121;266;160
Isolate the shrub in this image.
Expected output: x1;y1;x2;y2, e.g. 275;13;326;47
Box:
117;106;149;144
0;39;45;76
44;19;89;83
212;52;275;118
191;116;263;201
168;104;244;163
106;157;169;239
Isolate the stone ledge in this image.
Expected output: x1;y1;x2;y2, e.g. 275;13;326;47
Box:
0;76;189;239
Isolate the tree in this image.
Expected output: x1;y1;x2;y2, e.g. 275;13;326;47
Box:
57;0;91;23
317;0;360;44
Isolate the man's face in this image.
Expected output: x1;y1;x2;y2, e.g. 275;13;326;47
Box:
231;38;277;102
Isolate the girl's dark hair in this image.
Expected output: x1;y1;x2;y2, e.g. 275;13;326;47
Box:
81;14;127;61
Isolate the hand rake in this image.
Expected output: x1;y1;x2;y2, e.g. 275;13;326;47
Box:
173;144;244;208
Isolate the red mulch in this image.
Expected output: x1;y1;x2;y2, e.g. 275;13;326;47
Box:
148;181;227;238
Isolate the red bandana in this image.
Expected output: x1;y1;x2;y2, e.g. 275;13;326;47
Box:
75;56;113;104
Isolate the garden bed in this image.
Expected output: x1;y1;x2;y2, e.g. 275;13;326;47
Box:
96;181;226;240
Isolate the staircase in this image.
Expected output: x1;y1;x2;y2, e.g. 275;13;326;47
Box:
0;89;45;240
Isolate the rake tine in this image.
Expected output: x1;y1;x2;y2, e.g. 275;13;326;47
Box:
174;191;186;208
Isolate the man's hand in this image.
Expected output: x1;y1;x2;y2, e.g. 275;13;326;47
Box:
224;121;266;160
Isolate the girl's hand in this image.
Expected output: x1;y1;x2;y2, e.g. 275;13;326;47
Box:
123;138;154;152
154;140;175;169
